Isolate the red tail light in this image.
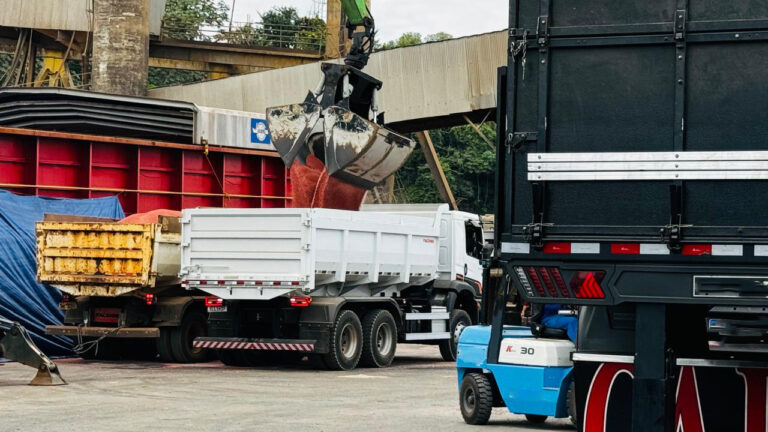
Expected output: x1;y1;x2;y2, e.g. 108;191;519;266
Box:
570;271;606;299
205;296;223;307
524;267;547;296
289;295;312;307
550;268;570;297
145;293;156;305
537;267;558;297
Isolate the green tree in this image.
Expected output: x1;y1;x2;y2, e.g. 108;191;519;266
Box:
425;32;453;42
162;0;230;40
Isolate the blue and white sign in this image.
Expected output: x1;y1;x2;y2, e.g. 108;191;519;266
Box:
251;118;271;144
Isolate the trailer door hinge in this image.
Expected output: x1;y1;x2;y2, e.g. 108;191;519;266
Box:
537;16;550;48
507;132;537;152
674;9;686;41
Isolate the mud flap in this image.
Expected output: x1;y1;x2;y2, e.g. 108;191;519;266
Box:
0;318;66;386
323;106;414;189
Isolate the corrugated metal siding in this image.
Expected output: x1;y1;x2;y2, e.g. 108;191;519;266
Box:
0;0;165;35
149;31;506;125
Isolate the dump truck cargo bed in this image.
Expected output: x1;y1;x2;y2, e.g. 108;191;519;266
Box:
36;216;181;296
180;207;453;301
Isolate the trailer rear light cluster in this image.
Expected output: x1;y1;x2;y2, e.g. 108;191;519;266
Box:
289;295;312;307
515;267;606;299
204;296;224;307
145;293;156;305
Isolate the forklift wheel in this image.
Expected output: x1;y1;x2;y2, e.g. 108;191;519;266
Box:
525;414;548;424
460;373;493;425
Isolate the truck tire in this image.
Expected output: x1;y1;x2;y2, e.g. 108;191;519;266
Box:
459;373;493;425
322;310;363;371
217;349;246;367
440;309;471;362
360;309;397;368
156;327;175;362
170;310;208;363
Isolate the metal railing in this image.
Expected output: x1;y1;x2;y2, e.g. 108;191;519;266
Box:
161;20;326;53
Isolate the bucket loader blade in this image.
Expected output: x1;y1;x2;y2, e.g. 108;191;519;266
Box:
323;106;415;189
0;318;67;386
266;103;322;167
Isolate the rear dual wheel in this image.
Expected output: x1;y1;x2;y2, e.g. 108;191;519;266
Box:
156;310;208;363
323;310;363;371
360;309;397;368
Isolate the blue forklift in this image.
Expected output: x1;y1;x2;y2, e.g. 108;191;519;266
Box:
455;269;577;427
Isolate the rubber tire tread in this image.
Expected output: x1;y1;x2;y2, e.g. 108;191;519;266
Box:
439;309;472;362
322;309;363;371
156;327;176;362
459;372;493;425
360;309;397;368
170;310;208;363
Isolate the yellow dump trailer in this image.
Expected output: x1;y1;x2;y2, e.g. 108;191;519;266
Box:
36;215;207;363
37;218;180;297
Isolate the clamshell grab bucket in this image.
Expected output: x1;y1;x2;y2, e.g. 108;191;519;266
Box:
322;106;415;189
266;103;322;167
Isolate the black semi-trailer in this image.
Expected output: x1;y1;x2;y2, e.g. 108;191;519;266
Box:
486;1;768;431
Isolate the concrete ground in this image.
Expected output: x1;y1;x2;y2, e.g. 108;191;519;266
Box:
0;345;572;432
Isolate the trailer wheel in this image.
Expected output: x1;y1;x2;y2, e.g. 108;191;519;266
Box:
360;309;397;368
440;309;471;362
525;414;548;424
459;373;493;425
323;310;363;371
156;327;175;362
170;310;208;363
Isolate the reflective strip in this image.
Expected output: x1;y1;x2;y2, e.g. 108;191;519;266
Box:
501;242;530;254
571;243;600;254
193;340;315;352
712;245;743;256
755;245;768;257
639;244;670;255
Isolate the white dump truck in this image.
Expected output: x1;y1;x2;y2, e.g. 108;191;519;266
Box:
180;204;485;370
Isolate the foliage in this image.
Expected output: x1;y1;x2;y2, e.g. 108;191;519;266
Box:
216;7;325;52
148;68;207;88
162;0;230;40
376;32;453;51
395;124;497;215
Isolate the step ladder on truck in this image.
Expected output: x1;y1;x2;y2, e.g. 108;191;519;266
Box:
481;0;768;430
181;204;486;370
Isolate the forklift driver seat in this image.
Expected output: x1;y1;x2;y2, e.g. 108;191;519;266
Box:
529;305;569;340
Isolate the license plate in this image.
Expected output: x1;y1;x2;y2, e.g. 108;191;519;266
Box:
58;302;76;311
207;306;227;313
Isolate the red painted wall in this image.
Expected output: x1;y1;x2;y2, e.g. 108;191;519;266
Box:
0;128;291;213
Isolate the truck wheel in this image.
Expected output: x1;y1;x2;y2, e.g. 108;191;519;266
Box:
525;414;548;424
217;349;245;367
459;373;493;425
170;310;208;363
567;380;578;428
440;309;471;362
360;309;397;368
156;328;175;362
323;310;363;371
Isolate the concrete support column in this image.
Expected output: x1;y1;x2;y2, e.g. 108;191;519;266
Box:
91;0;150;96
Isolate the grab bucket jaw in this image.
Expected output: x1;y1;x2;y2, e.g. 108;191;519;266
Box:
266;103;322;167
323;106;415;189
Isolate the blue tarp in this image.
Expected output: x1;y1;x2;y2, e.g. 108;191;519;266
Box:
0;190;124;355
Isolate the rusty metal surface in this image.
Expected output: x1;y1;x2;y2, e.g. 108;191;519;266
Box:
36;219;181;296
45;325;160;338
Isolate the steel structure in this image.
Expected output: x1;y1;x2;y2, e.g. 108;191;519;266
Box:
0;127;290;214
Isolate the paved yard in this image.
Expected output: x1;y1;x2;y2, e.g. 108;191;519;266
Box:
0;344;572;432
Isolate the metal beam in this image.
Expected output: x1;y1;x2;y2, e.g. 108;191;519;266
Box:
415;131;458;210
